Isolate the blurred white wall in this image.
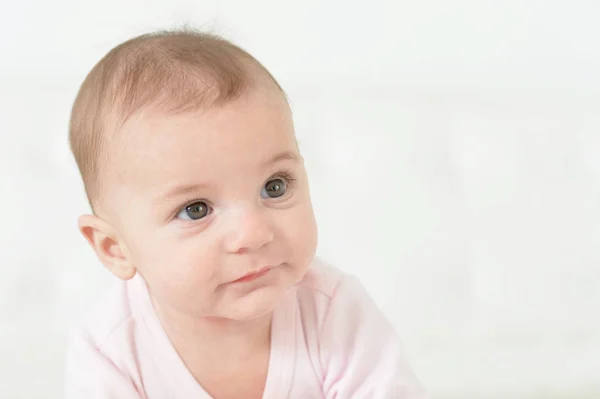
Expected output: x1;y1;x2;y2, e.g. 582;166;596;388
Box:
1;1;599;398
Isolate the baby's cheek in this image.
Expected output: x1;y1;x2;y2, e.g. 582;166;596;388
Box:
146;259;213;313
289;204;318;260
167;241;218;287
135;240;188;284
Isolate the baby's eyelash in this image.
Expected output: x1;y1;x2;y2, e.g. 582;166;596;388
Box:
270;169;298;184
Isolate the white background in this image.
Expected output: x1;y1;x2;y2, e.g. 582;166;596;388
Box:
1;1;599;398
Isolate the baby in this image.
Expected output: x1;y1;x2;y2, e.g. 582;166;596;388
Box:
65;29;427;399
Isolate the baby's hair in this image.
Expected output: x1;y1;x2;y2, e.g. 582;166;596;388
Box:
69;28;284;211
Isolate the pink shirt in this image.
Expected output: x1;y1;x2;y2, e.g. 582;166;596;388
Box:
65;259;427;398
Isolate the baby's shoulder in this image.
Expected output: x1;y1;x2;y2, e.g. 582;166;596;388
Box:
65;277;149;394
69;276;139;352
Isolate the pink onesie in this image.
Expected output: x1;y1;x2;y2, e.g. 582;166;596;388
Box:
65;259;427;398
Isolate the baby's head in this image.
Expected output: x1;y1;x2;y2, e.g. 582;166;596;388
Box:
70;30;317;321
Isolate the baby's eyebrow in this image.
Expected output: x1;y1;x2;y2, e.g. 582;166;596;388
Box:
265;151;301;166
157;181;212;202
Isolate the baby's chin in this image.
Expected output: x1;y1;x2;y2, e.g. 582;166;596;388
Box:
217;282;291;321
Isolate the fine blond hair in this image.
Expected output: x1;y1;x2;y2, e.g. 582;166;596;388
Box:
69;29;284;211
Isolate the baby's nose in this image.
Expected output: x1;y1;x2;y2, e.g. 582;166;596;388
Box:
221;205;274;254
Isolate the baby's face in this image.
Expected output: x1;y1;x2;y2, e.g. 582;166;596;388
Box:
106;90;317;320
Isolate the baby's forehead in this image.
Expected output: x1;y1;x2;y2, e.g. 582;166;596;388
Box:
117;87;290;142
107;93;295;181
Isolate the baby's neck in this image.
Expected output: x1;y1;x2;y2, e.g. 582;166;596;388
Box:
151;298;273;366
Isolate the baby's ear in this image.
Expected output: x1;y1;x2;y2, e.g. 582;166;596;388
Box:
78;214;137;281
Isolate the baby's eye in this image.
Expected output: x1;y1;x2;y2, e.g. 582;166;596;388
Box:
177;201;210;220
261;178;287;199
